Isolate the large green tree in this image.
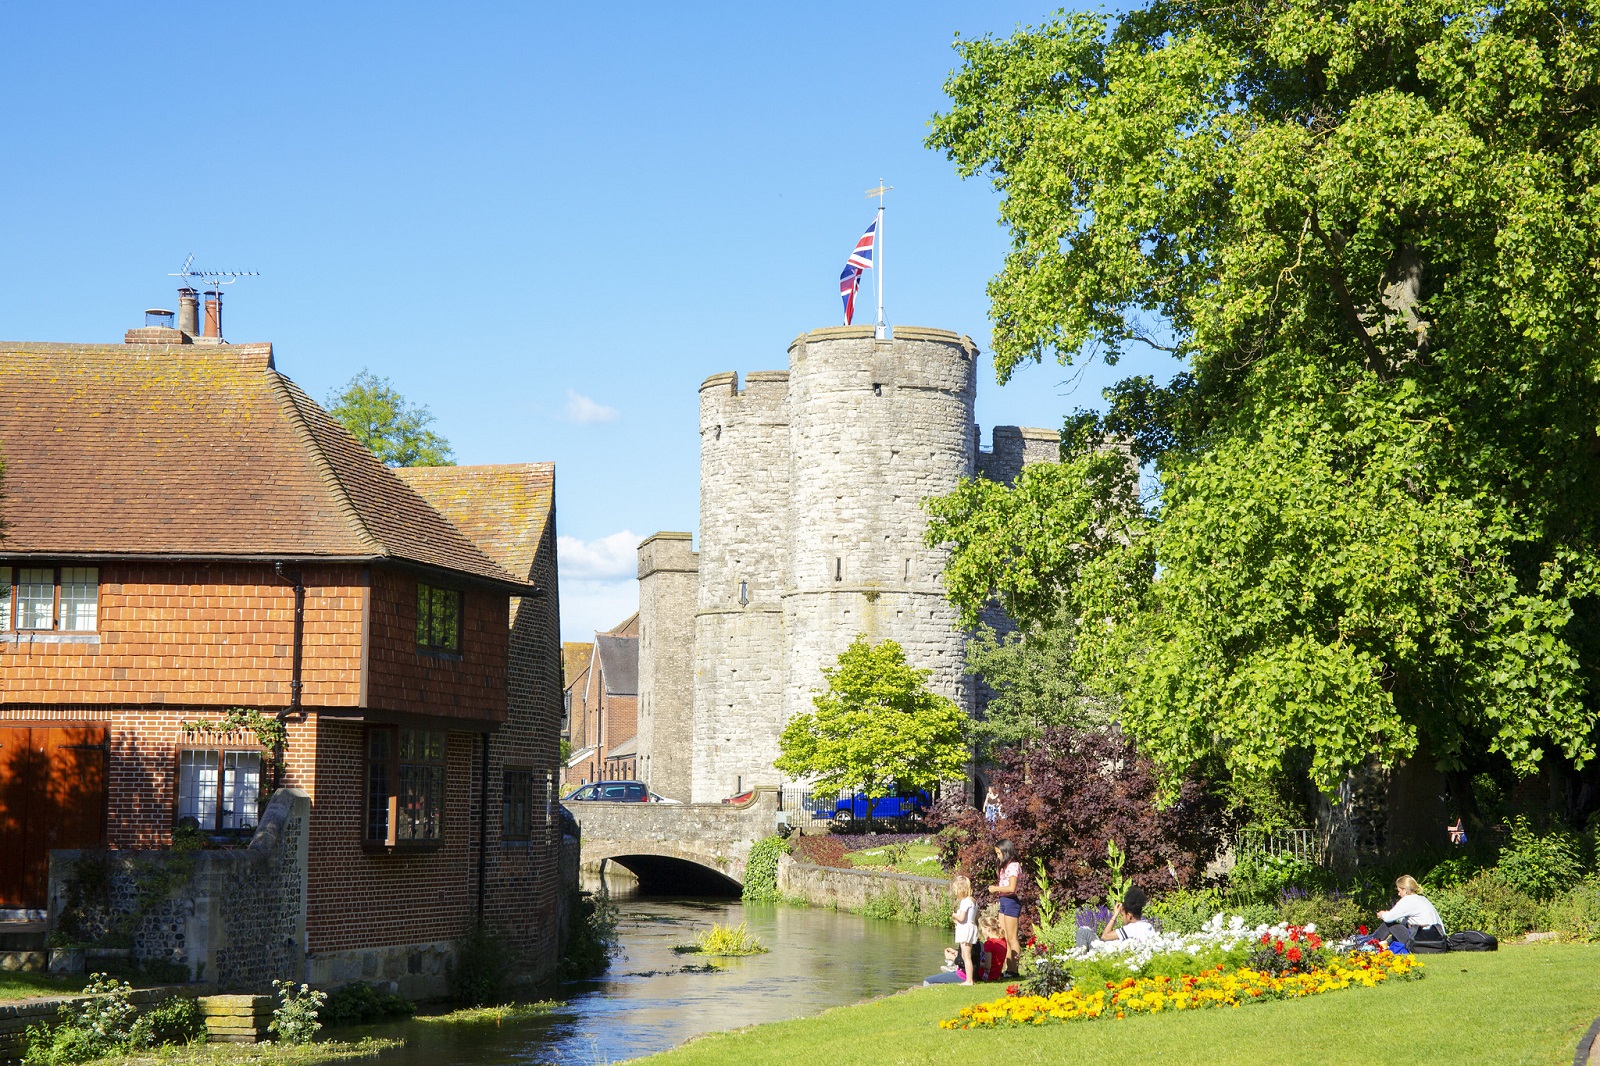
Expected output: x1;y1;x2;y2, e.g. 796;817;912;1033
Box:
925;1;1600;797
326;370;455;467
775;636;969;801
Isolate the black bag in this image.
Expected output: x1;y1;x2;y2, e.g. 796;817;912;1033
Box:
1446;930;1498;951
1410;925;1449;953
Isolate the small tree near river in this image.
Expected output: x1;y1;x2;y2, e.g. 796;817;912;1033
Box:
775;635;968;825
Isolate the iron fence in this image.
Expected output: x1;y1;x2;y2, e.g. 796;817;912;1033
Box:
1235;827;1323;865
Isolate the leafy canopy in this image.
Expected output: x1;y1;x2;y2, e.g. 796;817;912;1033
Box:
926;0;1600;796
775;635;969;797
326;370;455;467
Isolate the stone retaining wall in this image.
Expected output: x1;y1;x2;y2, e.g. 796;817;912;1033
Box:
0;987;174;1062
776;857;950;920
46;789;309;991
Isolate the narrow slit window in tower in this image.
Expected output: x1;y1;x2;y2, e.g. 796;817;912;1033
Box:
872;383;882;396
834;558;842;582
904;559;911;581
739;581;749;606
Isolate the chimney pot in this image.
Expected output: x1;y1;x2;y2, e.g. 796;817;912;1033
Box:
202;290;222;339
177;288;200;335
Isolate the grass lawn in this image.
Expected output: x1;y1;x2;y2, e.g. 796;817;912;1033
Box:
0;971;88;1001
636;942;1600;1066
845;843;946;877
109;1038;399;1065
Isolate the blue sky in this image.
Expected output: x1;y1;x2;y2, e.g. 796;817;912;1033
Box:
0;2;1178;640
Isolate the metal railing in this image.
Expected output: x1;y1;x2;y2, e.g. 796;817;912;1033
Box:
1236;827;1323;865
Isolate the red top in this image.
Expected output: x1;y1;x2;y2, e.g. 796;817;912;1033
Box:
982;937;1008;981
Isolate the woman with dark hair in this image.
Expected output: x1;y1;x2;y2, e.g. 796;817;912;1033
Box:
986;839;1023;977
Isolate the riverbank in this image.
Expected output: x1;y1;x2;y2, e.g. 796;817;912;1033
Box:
634;942;1600;1066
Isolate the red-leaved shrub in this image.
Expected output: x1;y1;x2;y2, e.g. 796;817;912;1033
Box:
934;727;1224;918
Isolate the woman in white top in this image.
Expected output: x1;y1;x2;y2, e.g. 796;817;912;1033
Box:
1373;875;1446;948
950;874;980;985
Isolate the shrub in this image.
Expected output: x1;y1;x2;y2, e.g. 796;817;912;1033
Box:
1547;878;1600;942
791;835;851;868
559;890;619;981
1145;888;1222;934
933;726;1224;914
1495;816;1583;901
268;981;326;1045
453;923;516;1006
322;982;416;1026
743;835;790;903
22;973;140;1066
1227;851;1325;905
127;996;205;1048
1276;892;1366;939
1430;871;1544;939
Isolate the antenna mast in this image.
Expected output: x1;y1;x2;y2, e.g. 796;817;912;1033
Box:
168;255;259;340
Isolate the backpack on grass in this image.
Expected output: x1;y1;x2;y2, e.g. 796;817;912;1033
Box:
1446;930;1498;951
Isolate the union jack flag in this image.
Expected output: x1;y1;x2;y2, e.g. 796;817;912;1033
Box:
846;219;877;271
839;264;863;325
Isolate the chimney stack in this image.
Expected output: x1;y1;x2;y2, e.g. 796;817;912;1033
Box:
202;290;222;339
177;288;199;336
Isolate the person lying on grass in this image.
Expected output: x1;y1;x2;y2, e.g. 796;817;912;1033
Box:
1075;887;1156;949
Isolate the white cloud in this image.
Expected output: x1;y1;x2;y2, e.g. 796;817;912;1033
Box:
560;578;639;642
558;530;640;580
564;389;620;424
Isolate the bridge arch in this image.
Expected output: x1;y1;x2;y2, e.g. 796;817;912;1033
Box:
589;848;743;896
572;788;782;897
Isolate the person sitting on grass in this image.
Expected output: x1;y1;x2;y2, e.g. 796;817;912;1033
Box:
1373;875;1447;949
978;915;1008;981
1075;886;1156;949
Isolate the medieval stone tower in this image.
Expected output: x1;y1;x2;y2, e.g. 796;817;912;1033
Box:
634;325;1057;803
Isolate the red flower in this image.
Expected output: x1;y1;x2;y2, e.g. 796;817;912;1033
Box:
1274;940;1285;954
1308;934;1323;949
1005;984;1020;997
1287;946;1302;963
1358;924;1368;936
1260;934;1271;944
1289;930;1300;943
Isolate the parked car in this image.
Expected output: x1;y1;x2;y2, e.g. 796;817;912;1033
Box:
565;780;648;802
721;790;755;805
812;788;932;829
564;780;684;804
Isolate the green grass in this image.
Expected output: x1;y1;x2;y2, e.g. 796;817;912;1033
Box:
675;922;770;957
846;843;946;876
412;1001;558;1025
108;1038;401;1065
636;943;1600;1066
0;971;89;1001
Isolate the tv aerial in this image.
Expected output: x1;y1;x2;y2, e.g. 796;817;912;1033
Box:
169;253;259;290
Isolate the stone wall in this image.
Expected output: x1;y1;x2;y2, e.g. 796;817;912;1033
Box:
46;788;308;991
0;987;177;1062
635;533;697;802
776;856;950;918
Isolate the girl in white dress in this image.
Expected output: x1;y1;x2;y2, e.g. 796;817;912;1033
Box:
950;874;979;986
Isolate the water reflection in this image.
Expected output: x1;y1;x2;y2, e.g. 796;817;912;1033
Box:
357;875;949;1065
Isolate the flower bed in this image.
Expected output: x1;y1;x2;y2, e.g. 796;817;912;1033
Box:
941;950;1422;1028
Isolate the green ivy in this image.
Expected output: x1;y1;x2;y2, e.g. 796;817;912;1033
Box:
742;836;791;903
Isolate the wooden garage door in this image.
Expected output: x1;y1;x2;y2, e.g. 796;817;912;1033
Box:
0;726;108;909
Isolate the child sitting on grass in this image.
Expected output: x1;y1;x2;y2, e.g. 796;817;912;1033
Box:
978;916;1008;981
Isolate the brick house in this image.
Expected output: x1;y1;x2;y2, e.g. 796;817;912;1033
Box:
0;335;566;993
562;614;638;789
560;641;593;754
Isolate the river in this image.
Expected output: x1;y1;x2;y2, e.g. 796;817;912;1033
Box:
355;878;952;1065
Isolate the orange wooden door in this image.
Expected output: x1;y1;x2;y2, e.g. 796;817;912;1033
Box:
0;726;107;909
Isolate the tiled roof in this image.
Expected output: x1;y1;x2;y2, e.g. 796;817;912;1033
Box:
397;464;554;583
594;633;638;696
560;641;593;688
0;342;521;588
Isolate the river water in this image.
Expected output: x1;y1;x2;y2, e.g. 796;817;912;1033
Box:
356;880;951;1065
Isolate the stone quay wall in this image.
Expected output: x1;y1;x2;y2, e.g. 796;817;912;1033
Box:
46;789;308;992
776;856;951;918
0;987;177;1062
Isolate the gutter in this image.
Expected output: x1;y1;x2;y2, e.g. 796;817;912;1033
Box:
272;562;306;790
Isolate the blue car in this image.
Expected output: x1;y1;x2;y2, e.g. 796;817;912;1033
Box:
812;788;932;828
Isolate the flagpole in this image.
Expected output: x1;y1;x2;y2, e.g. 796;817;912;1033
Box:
875;180;886;339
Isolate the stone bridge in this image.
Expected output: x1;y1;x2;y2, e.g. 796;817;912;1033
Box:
571;787;786;894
